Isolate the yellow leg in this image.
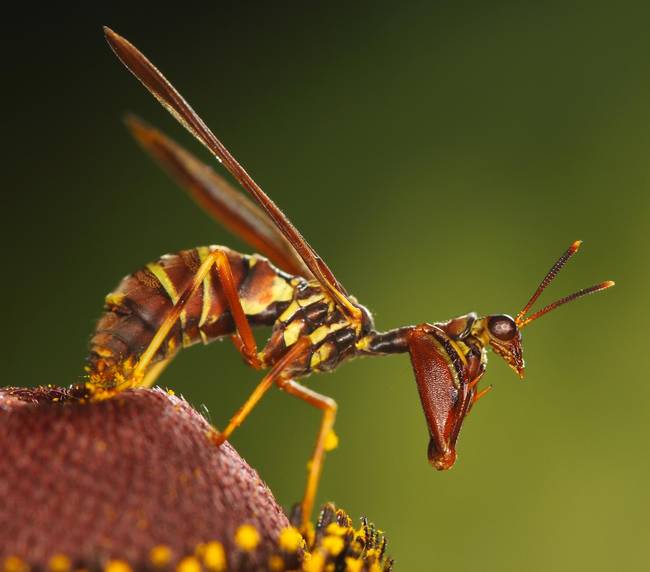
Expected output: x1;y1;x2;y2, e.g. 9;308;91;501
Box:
132;248;260;383
212;338;311;446
139;358;172;388
278;379;338;529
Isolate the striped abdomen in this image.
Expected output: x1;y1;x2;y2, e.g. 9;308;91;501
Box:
87;246;297;387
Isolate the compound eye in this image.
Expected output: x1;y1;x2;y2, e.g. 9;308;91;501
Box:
487;315;517;341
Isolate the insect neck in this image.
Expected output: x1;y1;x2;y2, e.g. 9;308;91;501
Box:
355;326;414;356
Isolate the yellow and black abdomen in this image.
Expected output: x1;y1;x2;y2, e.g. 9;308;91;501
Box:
87;246;296;386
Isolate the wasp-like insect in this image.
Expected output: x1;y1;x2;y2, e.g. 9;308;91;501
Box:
88;28;614;526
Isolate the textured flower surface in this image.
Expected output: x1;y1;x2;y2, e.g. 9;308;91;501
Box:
0;387;393;572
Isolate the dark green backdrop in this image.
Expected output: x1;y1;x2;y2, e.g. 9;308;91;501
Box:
3;2;648;570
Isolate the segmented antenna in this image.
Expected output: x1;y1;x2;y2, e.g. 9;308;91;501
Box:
515;241;614;329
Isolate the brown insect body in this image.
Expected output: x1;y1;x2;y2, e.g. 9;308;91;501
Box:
89;247;295;385
91;28;615;528
88;247;377;388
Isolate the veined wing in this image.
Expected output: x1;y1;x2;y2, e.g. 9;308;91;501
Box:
125;114;311;277
104;27;362;323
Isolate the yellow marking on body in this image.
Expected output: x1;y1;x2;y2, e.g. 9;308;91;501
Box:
149;545;173;567
471;318;490;346
147;262;179;301
147;262;191;347
279;300;301;322
310;342;334;369
202;541;226;571
104;292;125;307
430;336;462;389
235;524;260;551
93;347;114;358
355;335;372;352
196;246;213;343
284;320;304;347
448;338;469;367
241;274;294;316
309;322;347;345
298;293;326;308
278;292;325;323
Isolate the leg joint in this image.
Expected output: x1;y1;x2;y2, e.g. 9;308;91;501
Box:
322;397;337;413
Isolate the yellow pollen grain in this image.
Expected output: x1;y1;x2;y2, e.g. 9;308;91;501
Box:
325;523;348;536
303;552;325;572
321;535;345;556
324;429;339;452
268;555;284;572
104;561;132;572
235;524;260;551
3;556;28;572
149;545;173;567
167;388;176;396
202;541;226;571
344;558;362;572
48;554;71;572
279;527;303;552
176;556;201;572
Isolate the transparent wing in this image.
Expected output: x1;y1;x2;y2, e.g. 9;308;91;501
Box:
104;28;362;322
125;114;311;277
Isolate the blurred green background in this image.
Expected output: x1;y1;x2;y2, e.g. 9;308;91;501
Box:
3;2;648;570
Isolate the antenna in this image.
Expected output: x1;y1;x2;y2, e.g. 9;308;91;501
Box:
515;241;614;329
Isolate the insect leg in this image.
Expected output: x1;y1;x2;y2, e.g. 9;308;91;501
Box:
211;337;311;446
211;249;262;369
276;379;338;529
132;248;259;385
140;358;172;388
